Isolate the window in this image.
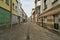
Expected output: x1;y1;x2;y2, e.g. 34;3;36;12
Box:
52;0;58;4
6;0;9;5
38;6;40;15
44;0;47;10
15;6;17;9
12;3;14;10
15;6;17;11
54;15;59;30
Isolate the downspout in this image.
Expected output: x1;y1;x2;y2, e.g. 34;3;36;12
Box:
10;0;12;29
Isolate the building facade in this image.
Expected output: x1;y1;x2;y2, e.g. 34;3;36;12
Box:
0;0;20;28
17;0;22;24
20;7;27;23
35;0;60;33
35;0;41;23
32;11;35;22
0;0;11;27
12;0;19;25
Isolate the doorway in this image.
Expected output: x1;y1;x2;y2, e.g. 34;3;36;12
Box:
54;15;59;30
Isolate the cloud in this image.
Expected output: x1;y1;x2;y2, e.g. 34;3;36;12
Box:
20;0;35;17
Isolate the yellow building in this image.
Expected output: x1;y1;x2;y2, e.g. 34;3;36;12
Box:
12;0;18;16
0;0;19;27
11;0;19;25
0;0;10;11
0;0;11;26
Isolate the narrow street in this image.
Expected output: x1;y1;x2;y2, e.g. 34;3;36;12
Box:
0;21;60;40
0;0;60;40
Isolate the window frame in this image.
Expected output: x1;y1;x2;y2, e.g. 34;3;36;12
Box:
44;0;47;10
53;14;59;30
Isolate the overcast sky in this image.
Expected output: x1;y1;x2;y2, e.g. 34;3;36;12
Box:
20;0;35;17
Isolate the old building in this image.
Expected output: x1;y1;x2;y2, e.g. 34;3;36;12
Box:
35;0;41;23
17;0;22;24
20;7;27;23
23;13;27;22
0;0;11;27
0;0;20;28
31;11;35;22
12;0;19;25
36;0;60;33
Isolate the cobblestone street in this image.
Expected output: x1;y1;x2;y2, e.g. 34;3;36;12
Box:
0;21;60;40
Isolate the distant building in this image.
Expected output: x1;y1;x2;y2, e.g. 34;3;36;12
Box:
32;0;41;23
20;7;27;23
31;11;35;22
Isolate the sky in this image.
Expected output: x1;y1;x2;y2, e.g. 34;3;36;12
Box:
20;0;35;17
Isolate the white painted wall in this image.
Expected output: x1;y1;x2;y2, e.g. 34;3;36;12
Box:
12;15;18;24
17;2;21;16
37;1;41;6
40;0;44;14
40;0;60;14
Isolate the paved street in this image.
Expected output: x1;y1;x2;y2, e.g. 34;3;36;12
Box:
0;21;60;40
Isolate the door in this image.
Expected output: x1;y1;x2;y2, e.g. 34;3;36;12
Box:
54;15;59;30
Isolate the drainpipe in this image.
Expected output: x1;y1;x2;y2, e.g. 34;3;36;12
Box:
10;0;12;29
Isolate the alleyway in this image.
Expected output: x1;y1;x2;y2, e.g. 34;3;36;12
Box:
0;21;60;40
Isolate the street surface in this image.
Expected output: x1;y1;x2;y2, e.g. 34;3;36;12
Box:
0;21;60;40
